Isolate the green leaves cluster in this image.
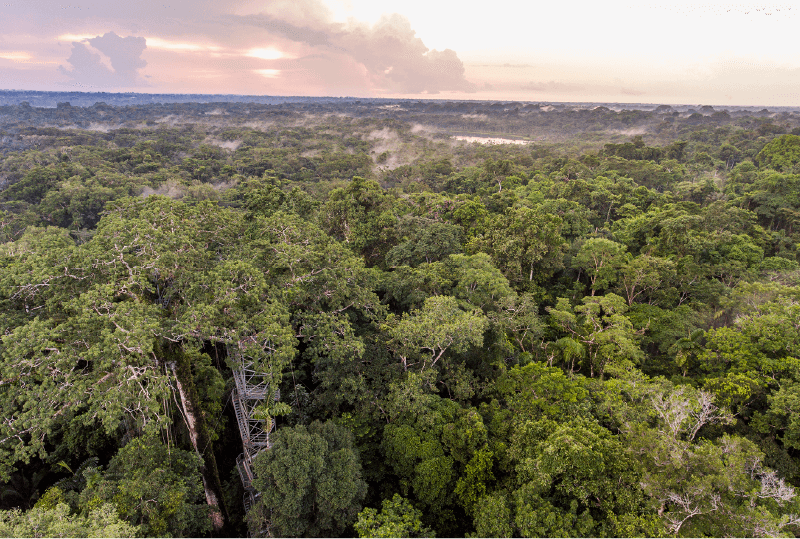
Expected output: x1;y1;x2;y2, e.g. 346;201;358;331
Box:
250;420;367;537
0;502;138;538
355;494;434;538
78;436;211;537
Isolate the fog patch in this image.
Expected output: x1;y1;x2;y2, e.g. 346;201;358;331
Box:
367;128;398;142
141;180;185;199
141;178;235;201
408;124;444;144
611;127;650;136
213;179;236;192
367;128;431;171
206;138;242;151
410;124;434;134
155;115;183;126
367;128;405;169
452;136;531;145
366;127;402;152
377;154;413;170
368;131;399;153
85;123;112;133
243;120;277;130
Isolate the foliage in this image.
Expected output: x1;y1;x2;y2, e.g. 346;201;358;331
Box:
2;99;800;538
0;502;139;538
381;385;487;535
250;420;367;537
355;494;434;538
383;295;488;372
548;293;644;378
79;435;211;537
757;134;800;172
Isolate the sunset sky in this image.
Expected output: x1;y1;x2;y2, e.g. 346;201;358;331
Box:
1;0;799;106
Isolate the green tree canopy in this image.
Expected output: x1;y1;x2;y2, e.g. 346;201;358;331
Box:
250;420;367;537
355;494;434;538
757;134;800;172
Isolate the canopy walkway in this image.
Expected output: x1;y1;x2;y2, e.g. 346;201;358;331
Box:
229;348;278;515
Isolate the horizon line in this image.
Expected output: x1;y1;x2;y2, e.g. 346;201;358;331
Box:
1;89;798;111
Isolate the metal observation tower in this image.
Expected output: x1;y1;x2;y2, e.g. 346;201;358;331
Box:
230;347;278;514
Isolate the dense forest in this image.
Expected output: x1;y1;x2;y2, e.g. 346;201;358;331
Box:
1;96;800;537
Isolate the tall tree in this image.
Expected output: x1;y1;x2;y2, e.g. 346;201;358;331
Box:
548;294;644;378
250;420;367;537
469;206;565;292
0;197;298;530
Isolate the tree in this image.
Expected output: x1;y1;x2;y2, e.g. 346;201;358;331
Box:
0;502;138;538
383;295;488;372
0;197;299;529
250;420;367;537
470;417;654;537
469;206;566;291
380;253;514;314
317;176;396;265
743;171;800;234
78;435;211;537
250;211;385;417
617;253;676;306
494;363;589;421
381;384;487;535
548;294;644;378
571;237;627;295
634;431;800;537
756;134;800;172
386;217;463;267
700;296;800;382
593;376;799;537
355;494;434;538
488;292;543;357
451;198;489;240
446;253;515;312
754;380;800;452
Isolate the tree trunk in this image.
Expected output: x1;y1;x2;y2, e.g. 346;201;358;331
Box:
161;340;228;531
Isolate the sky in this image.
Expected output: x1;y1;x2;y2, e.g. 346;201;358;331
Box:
1;0;799;106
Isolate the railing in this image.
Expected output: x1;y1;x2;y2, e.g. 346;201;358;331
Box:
229;346;276;535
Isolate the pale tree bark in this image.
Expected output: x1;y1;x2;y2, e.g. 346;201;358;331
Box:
162;341;228;531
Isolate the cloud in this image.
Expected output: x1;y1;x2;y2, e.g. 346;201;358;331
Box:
0;52;34;62
336;14;475;93
5;0;476;95
145;38;220;52
247;47;285;60
238;14;335;48
237;7;475;94
59;31;147;87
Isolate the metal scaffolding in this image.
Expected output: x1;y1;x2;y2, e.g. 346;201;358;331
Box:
229;347;278;520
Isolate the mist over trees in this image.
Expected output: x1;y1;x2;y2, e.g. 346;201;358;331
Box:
1;94;800;537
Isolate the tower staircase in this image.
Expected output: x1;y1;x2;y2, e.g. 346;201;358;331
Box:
229;347;278;518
